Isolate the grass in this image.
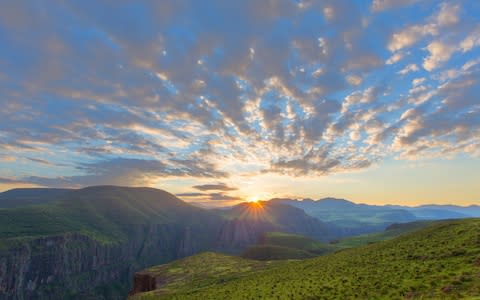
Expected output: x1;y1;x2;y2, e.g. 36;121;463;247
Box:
129;252;281;299
261;231;336;254
332;220;434;249
130;218;480;299
240;232;336;260
241;245;316;260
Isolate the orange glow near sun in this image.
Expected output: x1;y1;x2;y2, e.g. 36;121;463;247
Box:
237;200;274;223
247;195;260;203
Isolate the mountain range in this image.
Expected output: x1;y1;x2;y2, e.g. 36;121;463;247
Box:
0;186;477;299
0;186;338;299
268;197;480;234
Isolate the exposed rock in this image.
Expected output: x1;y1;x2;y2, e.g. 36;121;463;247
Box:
128;273;156;295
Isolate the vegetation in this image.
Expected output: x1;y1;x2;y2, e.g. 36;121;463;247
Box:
0;186;219;250
240;232;336;260
260;231;335;254
131;218;480;299
241;245;316;260
129;252;280;299
332;220;434;249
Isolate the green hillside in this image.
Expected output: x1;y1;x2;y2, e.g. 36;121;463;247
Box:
332;220;434;249
241;245;316;260
129;252;280;299
0;186;218;250
240;232;336;260
261;231;335;254
131;218;480;299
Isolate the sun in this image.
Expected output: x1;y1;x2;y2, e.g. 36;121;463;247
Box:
247;195;260;203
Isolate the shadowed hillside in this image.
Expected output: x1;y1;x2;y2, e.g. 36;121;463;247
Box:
241;231;335;260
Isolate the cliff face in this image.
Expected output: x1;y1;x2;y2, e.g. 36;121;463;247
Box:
215;219;278;251
0;224;208;300
0;218;277;299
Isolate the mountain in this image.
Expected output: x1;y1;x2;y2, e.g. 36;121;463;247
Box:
216;201;339;248
0;186;341;299
129;218;480;299
387;204;480;219
269;197;418;234
0;188;72;208
0;186;228;299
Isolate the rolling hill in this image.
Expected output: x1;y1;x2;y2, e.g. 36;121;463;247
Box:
331;220;434;249
241;231;336;260
129;218;480;299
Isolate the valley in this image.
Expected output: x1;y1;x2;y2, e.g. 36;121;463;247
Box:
130;219;480;299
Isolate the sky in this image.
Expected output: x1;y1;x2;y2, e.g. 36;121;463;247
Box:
0;0;479;207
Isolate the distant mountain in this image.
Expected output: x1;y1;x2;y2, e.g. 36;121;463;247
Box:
269;197;417;235
269;198;480;235
386;204;480;219
216;201;340;246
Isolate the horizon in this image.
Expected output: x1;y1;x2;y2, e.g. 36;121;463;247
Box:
1;184;479;209
1;1;479;207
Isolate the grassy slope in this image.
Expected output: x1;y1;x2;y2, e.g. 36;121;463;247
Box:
262;231;335;254
241;245;316;260
332;220;434;249
130;252;281;299
135;218;480;299
0;186;216;250
241;232;336;260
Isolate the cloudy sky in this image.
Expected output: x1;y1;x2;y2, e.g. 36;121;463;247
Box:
1;0;479;206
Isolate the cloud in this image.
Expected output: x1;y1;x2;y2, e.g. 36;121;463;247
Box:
0;177;27;184
0;0;478;193
412;77;426;86
176;191;241;201
18;157;227;188
386;52;405;65
192;183;238;191
398;63;419;75
423;41;456;71
436;2;460;27
388;24;437;52
176;192;205;197
371;0;421;12
387;2;462;53
460;26;480;52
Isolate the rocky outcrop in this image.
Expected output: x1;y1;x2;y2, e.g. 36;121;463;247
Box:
128;273;156;295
